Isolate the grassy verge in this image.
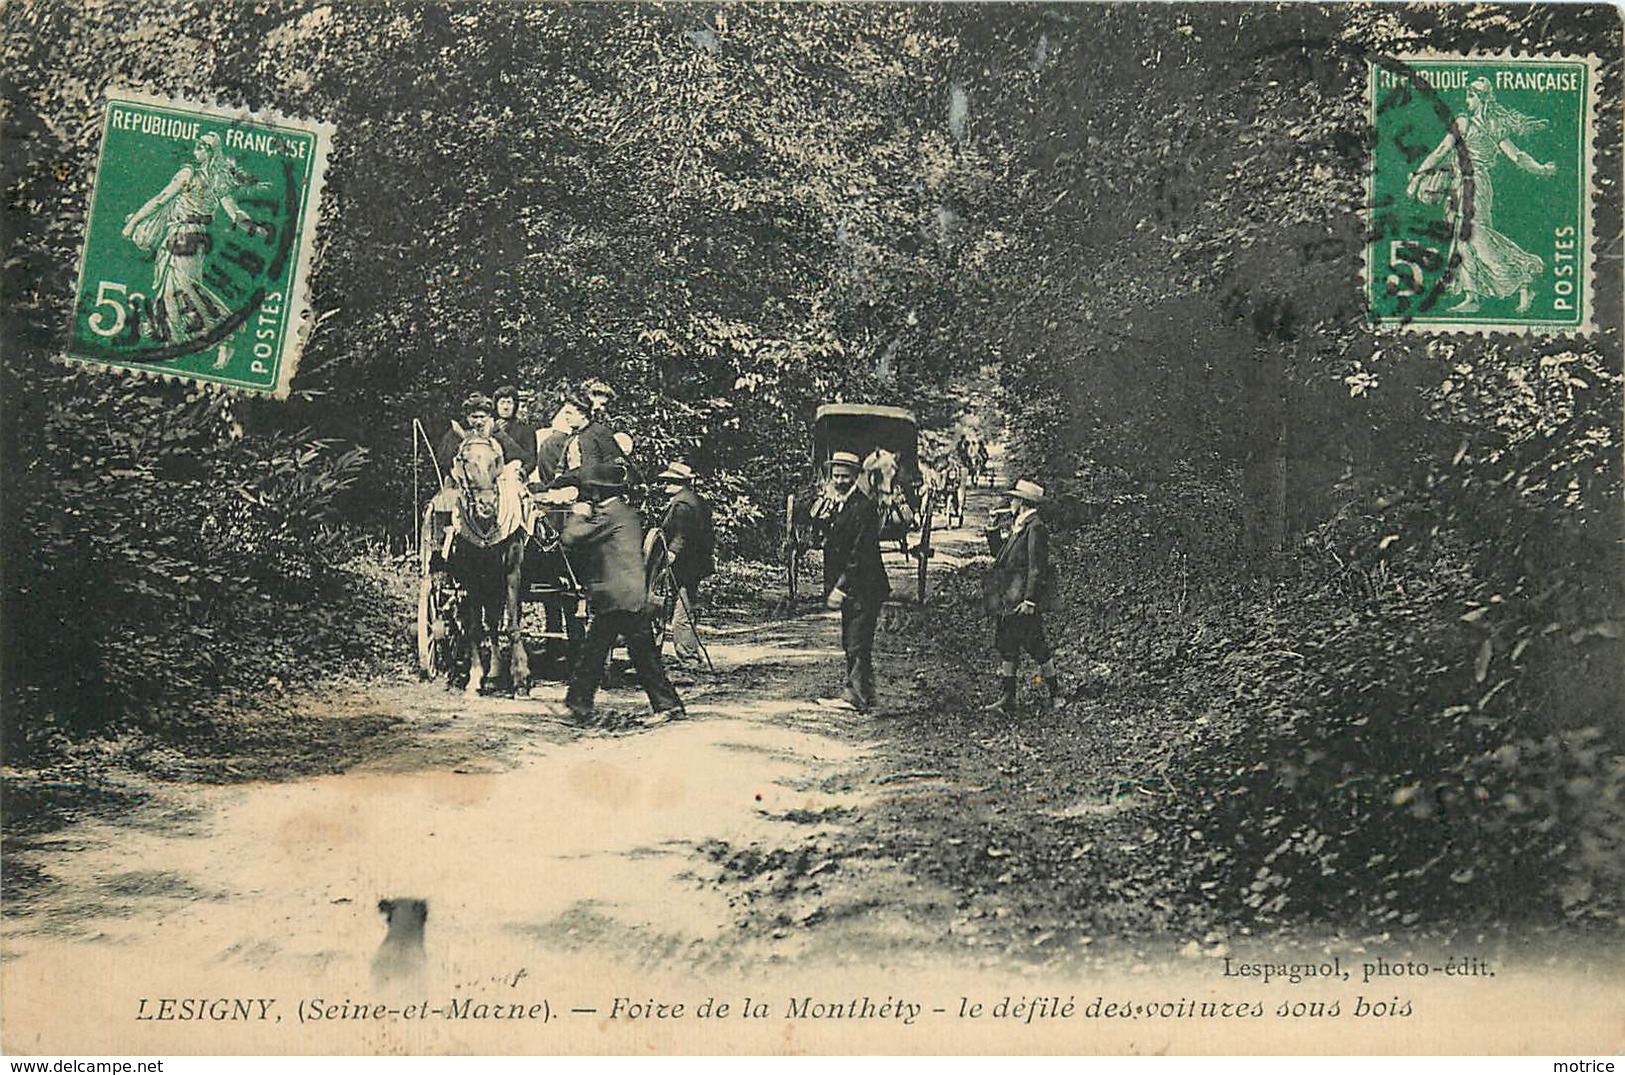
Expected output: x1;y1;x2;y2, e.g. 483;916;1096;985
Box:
874;522;1625;952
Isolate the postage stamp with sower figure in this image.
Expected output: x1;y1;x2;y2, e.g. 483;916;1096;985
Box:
1367;54;1598;335
68;92;332;396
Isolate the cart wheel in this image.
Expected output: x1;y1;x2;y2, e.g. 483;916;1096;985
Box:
644;536;675;654
417;575;434;674
418;572;453;679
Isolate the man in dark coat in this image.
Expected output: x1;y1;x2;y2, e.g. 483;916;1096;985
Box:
651;461;716;667
436;393;525;479
561;463;685;727
981;478;1062;714
969;435;990;486
492;384;539;481
817;450;890;713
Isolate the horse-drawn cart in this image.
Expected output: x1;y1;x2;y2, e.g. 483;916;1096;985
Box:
417;501;592;688
414;422;589;690
783;403;934;604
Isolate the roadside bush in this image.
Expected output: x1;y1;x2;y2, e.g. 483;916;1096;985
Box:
1035;484;1625;931
1169;576;1624;929
1;371;372;758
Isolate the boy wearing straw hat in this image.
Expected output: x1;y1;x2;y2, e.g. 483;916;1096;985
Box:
981;478;1063;714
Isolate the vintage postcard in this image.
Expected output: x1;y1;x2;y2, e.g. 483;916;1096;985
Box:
2;0;1621;1061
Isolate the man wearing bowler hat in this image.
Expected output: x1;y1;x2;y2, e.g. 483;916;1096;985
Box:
651;461;715;669
817;450;889;713
982;477;1063;714
436;392;525;480
561;462;685;727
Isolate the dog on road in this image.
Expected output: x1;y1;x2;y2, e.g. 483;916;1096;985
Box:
371;897;428;982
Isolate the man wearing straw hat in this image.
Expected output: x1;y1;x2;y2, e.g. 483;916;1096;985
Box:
817;450;889;713
652;460;715;669
981;477;1063;714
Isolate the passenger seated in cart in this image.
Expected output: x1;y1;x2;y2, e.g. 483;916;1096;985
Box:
535;394;588;491
553;382;650;501
435;393;526;480
492;384;539;481
560;381;626;477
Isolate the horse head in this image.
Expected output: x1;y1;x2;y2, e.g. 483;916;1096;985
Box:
454;435;505;531
862;448;916;530
860;448;899;498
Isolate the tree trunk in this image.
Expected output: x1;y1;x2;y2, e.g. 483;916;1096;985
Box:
1243;344;1290;577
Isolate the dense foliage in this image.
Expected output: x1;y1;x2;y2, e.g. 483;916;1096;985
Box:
952;4;1624;927
3;2;1621;929
3;1;1004;748
0;368;380;754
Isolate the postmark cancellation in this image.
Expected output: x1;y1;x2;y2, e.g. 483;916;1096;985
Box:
1366;53;1600;336
67;91;333;397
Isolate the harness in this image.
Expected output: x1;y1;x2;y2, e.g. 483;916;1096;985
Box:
446;435;529;552
863;450;916;532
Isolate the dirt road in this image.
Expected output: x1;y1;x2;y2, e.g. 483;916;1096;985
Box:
0;467;1012;1052
6;451;1618;1055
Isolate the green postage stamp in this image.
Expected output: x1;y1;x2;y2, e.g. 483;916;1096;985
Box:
68;92;332;396
1367;53;1599;335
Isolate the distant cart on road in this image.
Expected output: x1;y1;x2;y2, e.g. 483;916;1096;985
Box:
783;403;934;604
